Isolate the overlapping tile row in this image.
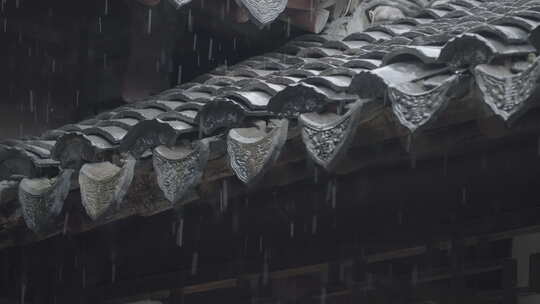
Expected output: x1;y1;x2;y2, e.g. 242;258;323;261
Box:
4;0;540;234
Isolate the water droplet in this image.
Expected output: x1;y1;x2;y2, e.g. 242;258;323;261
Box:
21;281;26;304
220;179;228;212
286;17;291;38
188;9;193;32
208;38;213;61
290;221;294;238
176;218;184;247
29;90;34;113
320;287;327;304
312;215;317;235
233;37;237;51
412;264;418;286
147;8;152;35
191;251;199;275
63;212;70;235
98;17;102;33
104;0;109;15
193;34;197;51
177;65;182;84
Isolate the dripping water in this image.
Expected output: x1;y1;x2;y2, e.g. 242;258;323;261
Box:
191;251;199;275
290;221;294;238
147;8;152;34
177;65;182;84
208;38;213;61
62;211;69;235
188;9;193;32
176;218;184;247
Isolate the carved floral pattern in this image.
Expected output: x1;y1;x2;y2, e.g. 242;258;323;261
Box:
389;75;457;132
474;58;540;121
227;119;288;184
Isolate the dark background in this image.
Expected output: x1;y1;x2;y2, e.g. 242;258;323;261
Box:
0;0;298;138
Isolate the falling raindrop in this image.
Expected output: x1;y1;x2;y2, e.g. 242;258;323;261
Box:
289;221;294;238
259;236;263;253
461;187;467;206
286;17;291;38
243;236;248;255
320;287;327;304
191;251;199;275
111;261;116;283
63;212;70;235
104;0;109;15
75;90;80;108
220;4;225;20
197;53;200;67
103;53;107;69
233;37;237;51
208;38;213;61
411;264;418;286
98;17;102;33
201;0;205;9
220;179;228;212
147;8;152;35
188;9;193;32
176;218;184;247
51;59;56;73
177;65;182;84
29;90;34;113
367;272;374;289
226;0;230;13
16;0;19;9
18;30;21;43
1;0;4;13
3;18;6;33
45;91;51;124
410;154;416;169
155;59;160;73
193;33;197;51
21;280;26;304
57;263;63;282
331;180;337;209
312;215;317;235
